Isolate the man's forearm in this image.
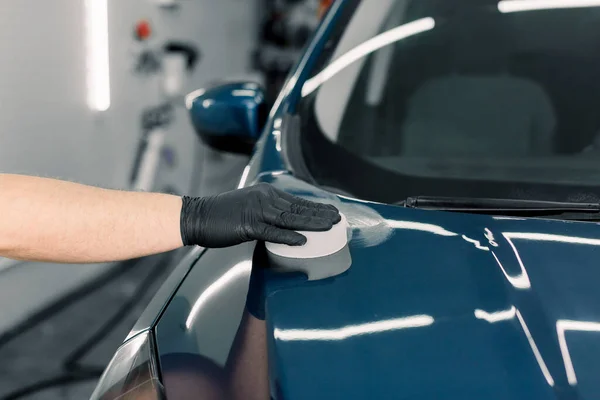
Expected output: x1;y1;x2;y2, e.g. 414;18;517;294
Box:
0;174;341;264
0;174;183;263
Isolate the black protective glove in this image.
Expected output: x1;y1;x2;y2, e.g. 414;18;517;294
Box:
180;183;341;248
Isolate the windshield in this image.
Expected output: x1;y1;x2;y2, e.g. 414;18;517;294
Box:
296;0;600;204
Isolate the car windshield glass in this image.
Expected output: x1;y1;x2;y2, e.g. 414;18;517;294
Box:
297;0;600;205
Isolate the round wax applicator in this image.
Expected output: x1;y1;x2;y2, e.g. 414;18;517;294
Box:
265;213;351;280
266;213;348;259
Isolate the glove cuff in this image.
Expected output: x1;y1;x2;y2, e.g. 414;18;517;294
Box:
180;195;207;246
180;196;191;246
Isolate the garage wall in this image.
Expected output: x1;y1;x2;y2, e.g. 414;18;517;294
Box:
0;0;257;334
0;0;257;189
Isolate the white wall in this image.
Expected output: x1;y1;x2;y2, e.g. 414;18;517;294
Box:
0;0;257;334
0;0;258;189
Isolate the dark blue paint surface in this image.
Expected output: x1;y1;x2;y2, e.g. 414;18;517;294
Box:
258;175;600;400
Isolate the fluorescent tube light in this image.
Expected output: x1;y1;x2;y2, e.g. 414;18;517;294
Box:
85;0;111;111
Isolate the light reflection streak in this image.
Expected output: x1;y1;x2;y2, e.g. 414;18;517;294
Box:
475;306;554;386
496;230;600;288
185;88;206;110
237;165;251;188
385;220;457;237
516;310;555;387
185;260;252;330
474;306;516;323
274;315;434;341
232;89;258;97
123;331;148;360
489;234;532;289
556;319;600;385
462;235;490;251
302;17;435;97
491;250;531;290
498;0;600;13
504;232;600;246
273;130;282;152
484;228;498;247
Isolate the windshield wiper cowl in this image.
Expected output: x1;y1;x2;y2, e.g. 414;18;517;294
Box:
402;196;600;215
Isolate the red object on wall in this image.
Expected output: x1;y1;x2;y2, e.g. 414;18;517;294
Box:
135;20;152;41
318;0;334;19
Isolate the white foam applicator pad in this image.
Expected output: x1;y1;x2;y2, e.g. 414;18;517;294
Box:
266;213;348;259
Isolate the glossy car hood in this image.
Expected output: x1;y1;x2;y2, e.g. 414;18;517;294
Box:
263;175;600;400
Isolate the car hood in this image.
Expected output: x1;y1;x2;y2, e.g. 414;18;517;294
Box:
262;174;600;400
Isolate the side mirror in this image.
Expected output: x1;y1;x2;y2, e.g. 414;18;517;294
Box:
186;82;267;155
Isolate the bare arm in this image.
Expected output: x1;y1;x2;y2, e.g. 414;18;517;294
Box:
0;174;340;264
0;174;183;263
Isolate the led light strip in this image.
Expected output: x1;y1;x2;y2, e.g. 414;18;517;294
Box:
85;0;111;111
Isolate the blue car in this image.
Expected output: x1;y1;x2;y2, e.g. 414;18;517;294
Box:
92;1;600;399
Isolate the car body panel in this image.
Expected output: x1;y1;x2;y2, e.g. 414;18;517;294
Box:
155;242;254;366
261;176;600;400
125;247;206;342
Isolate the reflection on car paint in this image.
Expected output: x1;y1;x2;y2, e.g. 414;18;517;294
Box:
484;227;499;247
556;319;600;386
475;305;555;387
461;234;490;251
474;306;517;323
185;260;253;330
490;249;532;290
505;231;600;246
515;309;556;387
498;234;532;289
273;314;434;341
385;219;457;237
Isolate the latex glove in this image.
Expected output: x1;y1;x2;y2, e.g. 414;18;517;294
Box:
180;183;341;248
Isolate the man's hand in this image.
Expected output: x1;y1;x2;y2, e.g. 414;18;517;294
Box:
180;183;341;248
0;174;340;263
